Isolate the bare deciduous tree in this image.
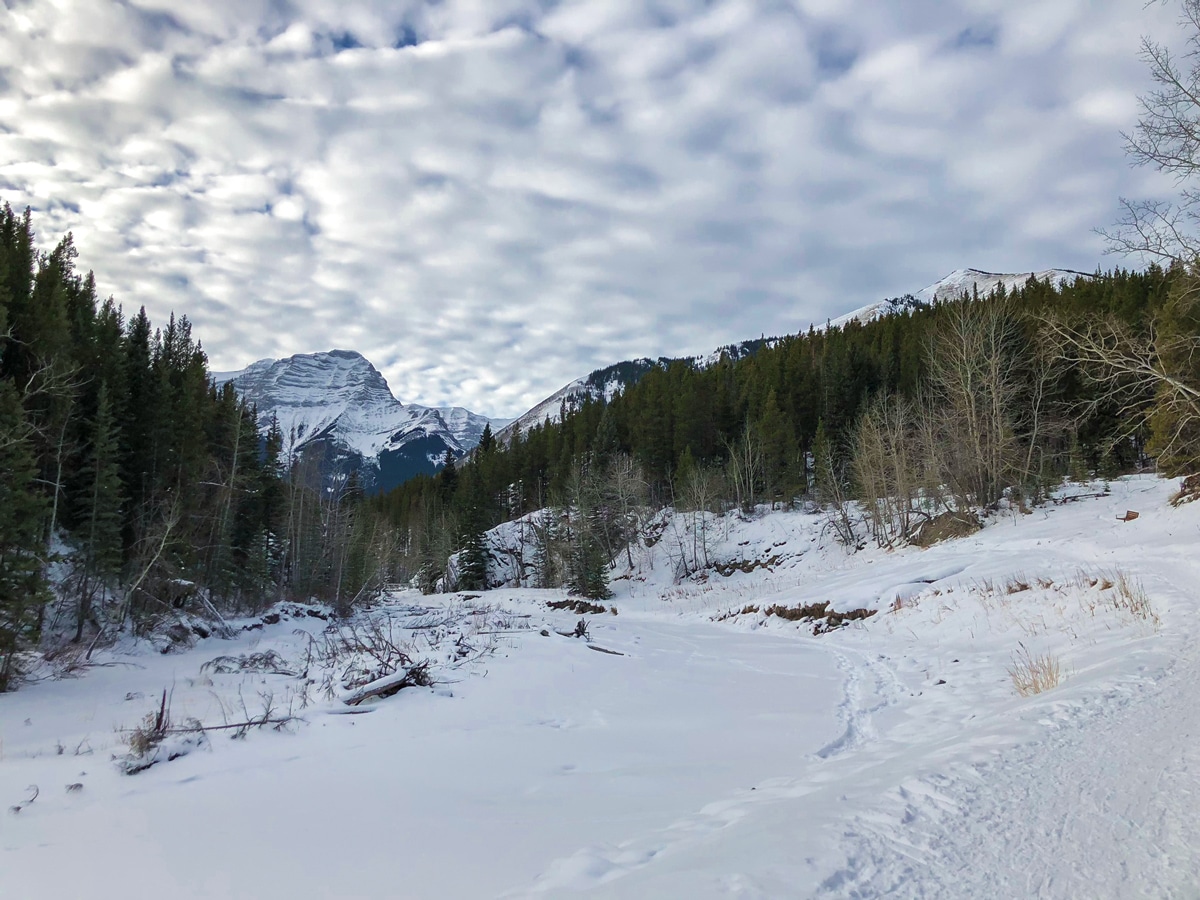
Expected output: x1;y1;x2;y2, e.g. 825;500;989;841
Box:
1074;1;1200;474
852;394;933;547
1102;0;1200;267
926;299;1025;508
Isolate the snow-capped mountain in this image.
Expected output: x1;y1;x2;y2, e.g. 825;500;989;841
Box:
827;267;1092;330
225;268;1092;486
499;268;1092;441
215;350;500;493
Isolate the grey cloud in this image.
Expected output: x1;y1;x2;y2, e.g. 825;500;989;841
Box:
0;0;1187;416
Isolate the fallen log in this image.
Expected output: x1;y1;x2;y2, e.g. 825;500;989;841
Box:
342;662;433;706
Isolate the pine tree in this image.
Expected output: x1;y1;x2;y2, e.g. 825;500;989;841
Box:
437;448;458;502
757;388;794;506
455;470;491;591
1145;276;1200;473
73;382;123;642
0;380;47;690
563;458;612;600
566;513;611;600
478;422;495;454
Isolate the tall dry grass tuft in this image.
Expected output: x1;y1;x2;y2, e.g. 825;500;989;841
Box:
1007;643;1062;696
1109;569;1158;625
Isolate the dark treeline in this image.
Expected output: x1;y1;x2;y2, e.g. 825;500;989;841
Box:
372;264;1193;597
0;206;390;689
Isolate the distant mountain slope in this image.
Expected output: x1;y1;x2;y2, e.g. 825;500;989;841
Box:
498;268;1090;442
224;268;1091;488
827;267;1092;330
216;350;500;492
495;337;772;443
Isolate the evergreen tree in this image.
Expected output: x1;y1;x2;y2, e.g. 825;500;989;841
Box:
455;470;491;591
478;422;495;454
437;448;458;502
0;380;47;690
73;382;123;642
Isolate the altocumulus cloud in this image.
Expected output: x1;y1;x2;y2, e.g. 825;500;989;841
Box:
0;0;1184;416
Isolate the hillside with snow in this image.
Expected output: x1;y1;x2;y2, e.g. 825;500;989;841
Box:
498;268;1090;441
215;349;503;491
4;475;1197;897
496;339;775;443
214;269;1089;474
826;267;1093;330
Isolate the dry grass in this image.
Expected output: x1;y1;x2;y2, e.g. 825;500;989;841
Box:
1072;567;1159;627
1109;569;1159;625
1007;643;1062;696
1004;575;1031;595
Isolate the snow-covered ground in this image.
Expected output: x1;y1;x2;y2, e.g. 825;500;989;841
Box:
2;476;1197;898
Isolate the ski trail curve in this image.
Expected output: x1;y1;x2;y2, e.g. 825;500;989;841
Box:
816;652;1200;899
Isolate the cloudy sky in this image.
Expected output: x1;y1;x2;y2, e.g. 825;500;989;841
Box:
0;0;1183;417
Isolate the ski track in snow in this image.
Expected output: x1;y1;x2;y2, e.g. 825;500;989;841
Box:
818;653;1200;899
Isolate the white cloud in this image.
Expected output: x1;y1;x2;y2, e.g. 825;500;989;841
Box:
0;0;1187;416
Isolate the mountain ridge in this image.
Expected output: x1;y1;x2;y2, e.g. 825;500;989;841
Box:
215;349;503;492
224;267;1093;485
496;267;1093;443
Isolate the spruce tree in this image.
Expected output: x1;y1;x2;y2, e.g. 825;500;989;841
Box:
73;382;123;641
478;422;495;454
437;448;458;502
455;471;491;591
0;380;47;690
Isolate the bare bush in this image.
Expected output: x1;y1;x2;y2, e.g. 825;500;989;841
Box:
202;651;297;676
120;686;297;774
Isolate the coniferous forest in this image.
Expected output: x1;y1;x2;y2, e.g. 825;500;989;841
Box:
3;196;1199;690
0;205;387;688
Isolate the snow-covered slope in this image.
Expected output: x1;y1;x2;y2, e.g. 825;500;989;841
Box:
216;350;498;491
827;267;1092;330
496;338;772;443
916;266;1091;305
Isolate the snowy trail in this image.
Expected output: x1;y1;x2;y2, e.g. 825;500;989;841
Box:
818;650;1200;899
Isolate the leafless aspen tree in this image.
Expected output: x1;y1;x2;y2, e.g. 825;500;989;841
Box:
852;394;931;547
926;299;1024;508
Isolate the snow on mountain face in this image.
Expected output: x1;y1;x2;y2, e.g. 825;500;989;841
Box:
496;339;774;443
828;267;1093;330
915;267;1091;305
217;350;499;491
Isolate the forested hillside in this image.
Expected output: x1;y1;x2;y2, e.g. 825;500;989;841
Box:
373;264;1197;597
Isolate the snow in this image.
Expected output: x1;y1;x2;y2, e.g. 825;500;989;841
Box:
913;267;1091;305
497;374;592;441
823;267;1094;332
216;349;500;459
3;476;1199;897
